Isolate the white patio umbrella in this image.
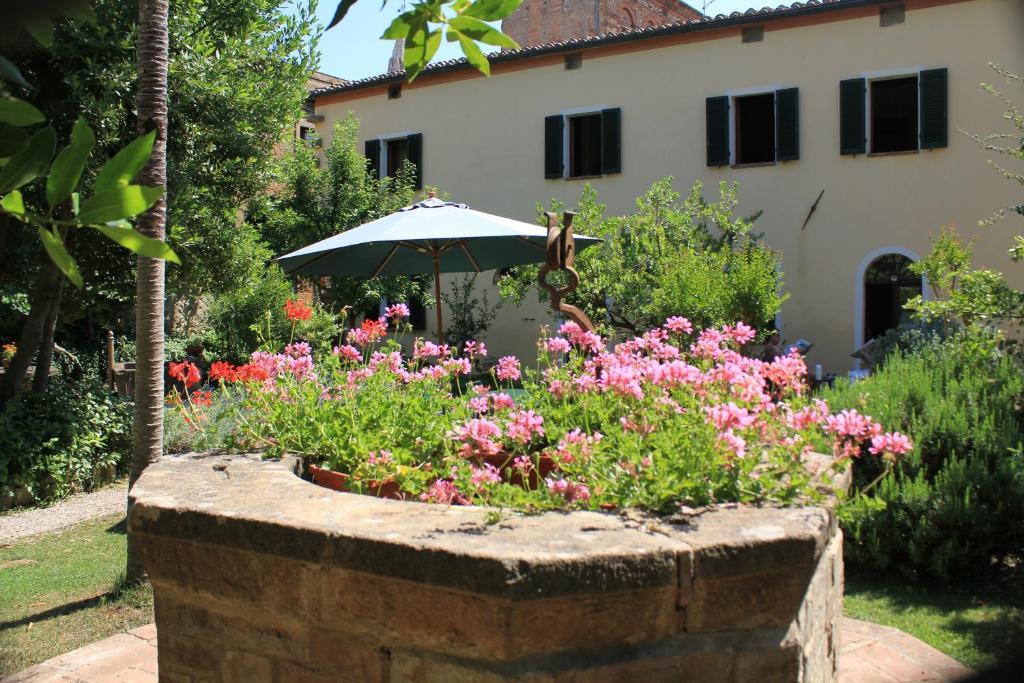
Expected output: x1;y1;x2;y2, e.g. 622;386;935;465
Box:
277;195;600;338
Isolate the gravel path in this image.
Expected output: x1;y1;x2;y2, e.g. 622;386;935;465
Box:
0;482;128;543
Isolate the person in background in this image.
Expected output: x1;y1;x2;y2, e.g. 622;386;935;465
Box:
761;330;783;362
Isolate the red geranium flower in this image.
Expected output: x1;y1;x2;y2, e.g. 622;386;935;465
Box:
169;361;201;389
191;390;213;407
284;299;312;322
235;363;271;383
209;360;238;382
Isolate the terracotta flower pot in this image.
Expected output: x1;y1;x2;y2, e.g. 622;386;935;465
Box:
308;464;408;500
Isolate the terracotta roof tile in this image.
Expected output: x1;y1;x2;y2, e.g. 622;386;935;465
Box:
311;0;889;98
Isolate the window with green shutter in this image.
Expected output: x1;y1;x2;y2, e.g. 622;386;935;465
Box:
775;88;800;161
601;108;622;174
706;96;730;166
919;68;948;149
364;139;381;179
406;133;423;189
544;115;564;179
840;78;867;155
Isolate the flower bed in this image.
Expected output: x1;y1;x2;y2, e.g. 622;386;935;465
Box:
170;304;909;513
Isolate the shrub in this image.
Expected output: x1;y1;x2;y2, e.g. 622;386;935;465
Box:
441;274;503;351
826;333;1024;581
0;376;132;502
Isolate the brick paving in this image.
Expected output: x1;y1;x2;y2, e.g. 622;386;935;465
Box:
3;618;974;682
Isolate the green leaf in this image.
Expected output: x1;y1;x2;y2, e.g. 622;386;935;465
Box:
453;31;490;76
382;11;416;39
326;0;359;29
0;56;31;88
90;223;181;264
24;18;54;48
0;126;56;194
0;97;46;127
0;124;29;158
93;130;155;194
38;227;83;288
77;184;163;224
463;0;522;22
0;190;25;216
448;16;518;48
47;117;95;210
405;25;442;82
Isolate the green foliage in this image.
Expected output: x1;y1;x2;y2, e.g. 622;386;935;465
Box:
498;179;786;339
441;274;502;350
259;115;430;318
826;333;1024;581
906;227;1024;331
967;63;1024;229
0;376;132;501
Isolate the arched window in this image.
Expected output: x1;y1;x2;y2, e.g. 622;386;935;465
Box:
863;253;921;342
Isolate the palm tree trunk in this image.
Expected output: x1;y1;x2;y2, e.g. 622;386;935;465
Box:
127;0;170;583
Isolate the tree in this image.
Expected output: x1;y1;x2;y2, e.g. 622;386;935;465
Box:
127;0;170;582
498;179;787;338
258;115;429;319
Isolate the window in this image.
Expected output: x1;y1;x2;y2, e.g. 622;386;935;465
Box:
569;113;603;177
879;4;905;26
544;108;621;179
871;76;918;153
564;53;582;70
388;84;402;99
735;93;775;164
386;137;409;177
364;134;423;189
741;26;764;43
705;88;799;167
863;253;921;342
840;68;948;155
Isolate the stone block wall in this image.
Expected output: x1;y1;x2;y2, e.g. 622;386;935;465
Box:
130;453;844;682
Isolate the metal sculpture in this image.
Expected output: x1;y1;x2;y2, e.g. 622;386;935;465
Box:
537;211;596;332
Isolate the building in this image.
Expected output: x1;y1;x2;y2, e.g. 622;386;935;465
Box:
308;0;1024;372
503;0;702;47
297;70;347;145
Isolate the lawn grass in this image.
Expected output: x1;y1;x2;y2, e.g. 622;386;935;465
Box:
844;572;1024;670
0;514;154;677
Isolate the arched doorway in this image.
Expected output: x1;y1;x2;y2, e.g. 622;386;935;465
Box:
862;253;922;342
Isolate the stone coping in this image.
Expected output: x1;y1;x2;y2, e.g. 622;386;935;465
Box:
130;452;843;601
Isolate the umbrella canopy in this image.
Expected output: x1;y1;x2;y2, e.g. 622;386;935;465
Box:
277;196;600;338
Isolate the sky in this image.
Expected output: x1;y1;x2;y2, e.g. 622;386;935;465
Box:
308;0;762;82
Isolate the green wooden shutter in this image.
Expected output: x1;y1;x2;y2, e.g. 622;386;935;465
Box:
706;96;730;167
364;139;380;180
544;115;564;179
407;133;423;189
601;107;622;174
775;88;800;161
919;68;948;149
840;78;866;155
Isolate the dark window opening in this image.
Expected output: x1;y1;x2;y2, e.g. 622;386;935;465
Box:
408;296;427;331
864;253;921;342
871;77;918;153
298;125;312;141
569;113;602;177
565;53;582;70
735;93;775;164
386;138;409;177
879;4;905;26
388;84;402;99
741;26;764;43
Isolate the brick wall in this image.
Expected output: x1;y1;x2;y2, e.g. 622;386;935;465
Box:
502;0;702;48
131;453;846;681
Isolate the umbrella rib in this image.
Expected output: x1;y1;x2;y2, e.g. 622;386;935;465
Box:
459;242;482;273
370;243;401;278
281;249;332;276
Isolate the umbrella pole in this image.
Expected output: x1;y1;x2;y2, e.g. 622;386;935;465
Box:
432;253;444;342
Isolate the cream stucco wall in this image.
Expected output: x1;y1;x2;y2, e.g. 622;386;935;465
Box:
314;0;1024;372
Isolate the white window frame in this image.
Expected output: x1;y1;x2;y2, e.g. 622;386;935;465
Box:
723;84;786;165
858;66;929;153
375;130;418;177
559;105;609;179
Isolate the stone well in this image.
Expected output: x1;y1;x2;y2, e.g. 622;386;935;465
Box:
129;453;846;682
